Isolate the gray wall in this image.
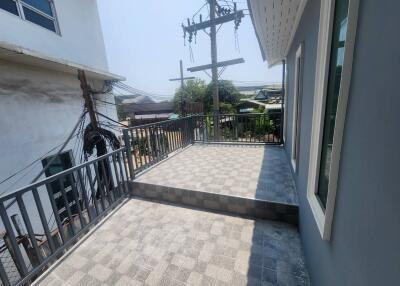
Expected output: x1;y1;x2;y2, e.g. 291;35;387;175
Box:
284;0;400;285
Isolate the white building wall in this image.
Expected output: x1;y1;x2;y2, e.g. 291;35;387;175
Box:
0;59;118;195
0;0;108;71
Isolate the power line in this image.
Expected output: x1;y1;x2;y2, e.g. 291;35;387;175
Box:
31;110;87;184
4;109;87;209
95;111;129;128
0;115;85;192
93;98;119;106
192;1;208;20
113;82;172;101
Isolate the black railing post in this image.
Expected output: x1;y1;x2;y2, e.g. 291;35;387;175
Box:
122;129;135;180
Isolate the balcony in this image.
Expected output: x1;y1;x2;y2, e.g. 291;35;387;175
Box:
0;114;309;286
132;144;298;224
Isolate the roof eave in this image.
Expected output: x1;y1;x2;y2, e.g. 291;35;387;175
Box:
247;0;308;67
0;41;125;81
247;0;266;62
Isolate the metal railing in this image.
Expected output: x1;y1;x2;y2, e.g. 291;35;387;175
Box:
123;116;195;175
193;113;282;143
0;148;130;286
0;112;282;285
123;112;282;175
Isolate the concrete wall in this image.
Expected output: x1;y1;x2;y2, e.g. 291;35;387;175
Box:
0;59;118;272
0;59;118;195
0;0;108;71
284;0;400;285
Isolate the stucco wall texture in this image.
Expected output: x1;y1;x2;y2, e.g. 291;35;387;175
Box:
0;59;118;195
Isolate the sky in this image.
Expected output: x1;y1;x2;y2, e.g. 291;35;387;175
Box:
97;0;282;100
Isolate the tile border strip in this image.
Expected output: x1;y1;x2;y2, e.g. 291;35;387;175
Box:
129;182;298;226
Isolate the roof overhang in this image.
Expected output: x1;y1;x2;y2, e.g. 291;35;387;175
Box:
0;41;125;81
248;0;308;67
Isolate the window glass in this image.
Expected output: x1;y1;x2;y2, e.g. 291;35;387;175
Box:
317;0;349;208
23;6;56;32
0;0;19;15
22;0;52;16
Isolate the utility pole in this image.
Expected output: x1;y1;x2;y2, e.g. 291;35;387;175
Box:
78;70;98;130
182;1;244;138
169;60;195;116
210;0;219;117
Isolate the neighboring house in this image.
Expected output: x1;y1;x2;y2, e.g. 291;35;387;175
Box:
0;0;123;194
122;102;174;126
236;84;282;99
119;95;155;105
254;87;282;102
237;99;281;113
249;0;399;285
236;85;265;97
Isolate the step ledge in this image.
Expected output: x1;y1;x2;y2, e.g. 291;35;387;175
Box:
129;181;298;226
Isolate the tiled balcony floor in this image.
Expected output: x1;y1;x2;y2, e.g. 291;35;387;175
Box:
134;144;298;205
36;198;309;286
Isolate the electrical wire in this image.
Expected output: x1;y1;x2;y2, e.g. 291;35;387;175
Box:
95;111;129;128
0;120;85;194
93;98;118;106
4;110;87;209
192;1;208;20
115;82;172;98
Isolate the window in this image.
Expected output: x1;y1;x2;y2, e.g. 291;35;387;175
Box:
0;0;19;16
0;0;59;33
291;44;303;172
42;151;78;223
307;0;359;240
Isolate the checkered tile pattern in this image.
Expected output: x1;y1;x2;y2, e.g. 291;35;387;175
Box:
134;144;298;205
130;183;298;225
36;199;309;286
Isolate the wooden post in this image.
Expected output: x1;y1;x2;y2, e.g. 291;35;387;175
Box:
78;70;98;129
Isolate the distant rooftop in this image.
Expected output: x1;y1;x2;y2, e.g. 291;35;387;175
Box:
122;102;174;115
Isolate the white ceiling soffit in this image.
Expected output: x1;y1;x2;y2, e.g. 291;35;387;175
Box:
249;0;308;67
0;41;125;81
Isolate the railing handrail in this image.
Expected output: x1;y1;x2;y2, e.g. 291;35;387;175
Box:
124;112;282;131
124;115;195;130
0;147;126;202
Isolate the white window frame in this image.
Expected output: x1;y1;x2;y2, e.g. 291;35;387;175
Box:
282;60;288;143
291;44;303;172
9;0;60;34
307;0;359;240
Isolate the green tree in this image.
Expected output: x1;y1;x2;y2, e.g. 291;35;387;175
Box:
173;79;207;114
173;79;241;114
205;80;241;113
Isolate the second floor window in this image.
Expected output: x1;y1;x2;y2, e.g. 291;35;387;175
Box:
0;0;59;33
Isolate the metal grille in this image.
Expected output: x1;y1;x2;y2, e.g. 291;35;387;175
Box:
0;247;20;286
0;148;130;286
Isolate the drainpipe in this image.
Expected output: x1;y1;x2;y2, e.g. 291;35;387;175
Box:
280;60;286;145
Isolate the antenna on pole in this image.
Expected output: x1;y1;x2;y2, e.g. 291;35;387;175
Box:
169;60;195;116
